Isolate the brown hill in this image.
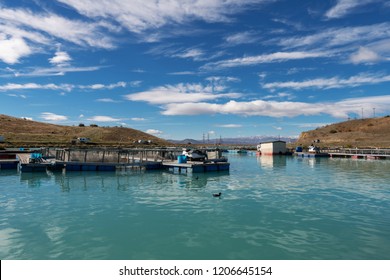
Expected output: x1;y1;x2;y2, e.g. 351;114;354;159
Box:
296;116;390;148
0;114;171;147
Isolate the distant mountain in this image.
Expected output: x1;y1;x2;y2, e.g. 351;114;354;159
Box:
168;136;297;145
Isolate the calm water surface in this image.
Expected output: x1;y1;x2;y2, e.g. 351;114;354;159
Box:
1;154;389;259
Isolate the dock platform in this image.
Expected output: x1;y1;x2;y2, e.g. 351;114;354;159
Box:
295;152;330;158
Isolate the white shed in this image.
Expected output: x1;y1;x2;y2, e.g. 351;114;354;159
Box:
257;140;287;155
77;137;91;143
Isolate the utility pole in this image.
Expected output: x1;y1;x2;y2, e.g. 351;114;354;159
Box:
373;108;376;118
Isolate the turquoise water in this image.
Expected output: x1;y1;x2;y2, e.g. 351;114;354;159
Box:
1;154;390;260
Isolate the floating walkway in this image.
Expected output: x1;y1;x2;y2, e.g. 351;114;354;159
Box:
326;148;390;160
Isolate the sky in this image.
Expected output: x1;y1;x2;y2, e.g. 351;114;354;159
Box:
1;0;390;140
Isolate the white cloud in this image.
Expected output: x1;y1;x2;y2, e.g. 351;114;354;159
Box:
262;73;390;90
79;82;127;90
124;83;241;104
131;118;146;121
349;47;381;64
96;98;120;103
49;51;72;66
146;129;163;135
216;124;243;128
40;112;68;121
87;116;122;122
325;0;381;19
160;95;390;119
202;51;328;70
0;35;31;64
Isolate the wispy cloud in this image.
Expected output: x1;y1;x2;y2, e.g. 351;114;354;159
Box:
202;51;328;70
0;81;128;92
224;31;259;46
160;95;390;119
278;23;390;48
0;7;115;48
40;112;68;121
168;71;198;76
262;72;390;90
4;65;103;78
172;48;205;61
57;0;272;36
0;83;73;92
325;0;382;19
274;23;390;64
131;118;146;121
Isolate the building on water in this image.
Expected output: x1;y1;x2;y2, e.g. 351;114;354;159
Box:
256;140;289;155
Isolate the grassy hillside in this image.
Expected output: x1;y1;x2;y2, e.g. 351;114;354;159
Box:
296;116;390;148
0;114;171;147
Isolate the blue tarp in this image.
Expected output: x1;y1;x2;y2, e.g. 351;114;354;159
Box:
30;153;43;159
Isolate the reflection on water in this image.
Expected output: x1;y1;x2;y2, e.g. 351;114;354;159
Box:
257;155;287;168
0;155;390;260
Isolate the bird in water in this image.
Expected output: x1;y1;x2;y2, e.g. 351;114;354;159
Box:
212;192;222;197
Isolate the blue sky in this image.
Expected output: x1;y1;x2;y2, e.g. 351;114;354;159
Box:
1;0;390;140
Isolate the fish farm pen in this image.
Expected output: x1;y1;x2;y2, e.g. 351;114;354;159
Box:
0;147;229;173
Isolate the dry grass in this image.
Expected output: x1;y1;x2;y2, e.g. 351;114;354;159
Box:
0;114;172;148
295;116;390;148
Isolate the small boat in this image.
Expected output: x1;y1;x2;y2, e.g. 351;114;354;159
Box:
182;149;207;161
308;145;320;153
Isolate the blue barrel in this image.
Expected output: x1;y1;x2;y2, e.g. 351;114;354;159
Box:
177;155;187;163
295;146;303;152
